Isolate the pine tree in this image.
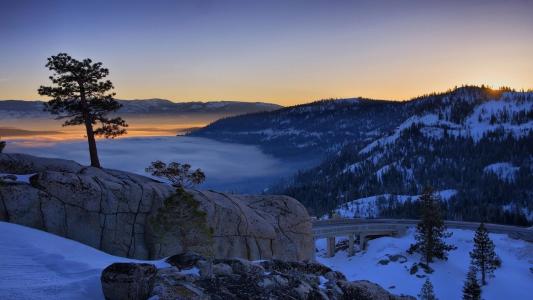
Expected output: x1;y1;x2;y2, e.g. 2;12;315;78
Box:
408;187;455;266
462;266;481;300
470;223;500;285
38;53;128;168
0;137;5;153
418;278;438;300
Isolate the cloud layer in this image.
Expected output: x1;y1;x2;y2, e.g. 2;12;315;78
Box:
6;136;295;192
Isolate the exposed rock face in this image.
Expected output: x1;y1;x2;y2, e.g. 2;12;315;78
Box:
101;255;415;300
0;153;313;261
101;263;157;300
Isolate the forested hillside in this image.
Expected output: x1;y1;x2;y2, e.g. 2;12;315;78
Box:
275;87;533;225
189;98;406;160
190;86;533;225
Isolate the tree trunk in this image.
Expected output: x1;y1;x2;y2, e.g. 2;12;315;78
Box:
79;84;101;168
481;263;486;285
85;119;101;168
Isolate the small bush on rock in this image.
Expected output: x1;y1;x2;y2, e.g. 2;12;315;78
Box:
146;188;213;258
146;160;205;189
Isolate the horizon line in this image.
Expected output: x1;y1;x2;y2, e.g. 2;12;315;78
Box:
2;84;532;107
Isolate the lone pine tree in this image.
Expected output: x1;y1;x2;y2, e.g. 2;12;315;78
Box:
408;187;455;266
470;223;500;285
418;278;437;300
462;266;481;300
38;53;127;168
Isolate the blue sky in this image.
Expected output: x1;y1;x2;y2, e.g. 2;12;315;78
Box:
1;0;532;104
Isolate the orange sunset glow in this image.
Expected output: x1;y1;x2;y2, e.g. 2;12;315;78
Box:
1;1;532;105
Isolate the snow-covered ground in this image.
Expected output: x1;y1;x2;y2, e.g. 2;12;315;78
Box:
1;221;531;299
0;222;169;300
316;228;533;299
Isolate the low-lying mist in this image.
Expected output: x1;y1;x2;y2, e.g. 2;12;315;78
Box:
5;136;298;193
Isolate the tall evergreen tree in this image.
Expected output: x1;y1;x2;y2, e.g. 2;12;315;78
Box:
38;53;128;168
418;278;438;300
470;223;500;285
408;187;455;266
462;266;481;300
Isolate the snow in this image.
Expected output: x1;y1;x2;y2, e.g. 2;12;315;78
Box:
466;95;533;140
234;128;323;140
375;165;392;182
358;93;533;156
438;189;458;200
502;204;533;222
332;194;414;218
0;221;169;300
484;162;519;182
343;162;364;174
316;228;533;300
205;102;228;108
359;114;459;154
331;190;457;218
0;173;36;183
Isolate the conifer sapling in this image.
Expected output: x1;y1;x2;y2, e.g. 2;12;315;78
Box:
462;265;481;300
418;278;438;300
408;187;455;267
470;223;500;285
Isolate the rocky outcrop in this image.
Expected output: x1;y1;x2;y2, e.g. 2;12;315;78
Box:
0;153;313;261
101;253;415;300
101;263;157;300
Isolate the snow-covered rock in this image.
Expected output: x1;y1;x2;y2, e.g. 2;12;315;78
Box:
102;253;415;300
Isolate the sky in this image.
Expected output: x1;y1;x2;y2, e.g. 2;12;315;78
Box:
1;0;532;105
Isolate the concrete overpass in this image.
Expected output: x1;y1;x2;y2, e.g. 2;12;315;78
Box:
312;218;533;257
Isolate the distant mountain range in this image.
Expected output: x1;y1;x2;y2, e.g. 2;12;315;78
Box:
0;99;282;118
191;86;533;226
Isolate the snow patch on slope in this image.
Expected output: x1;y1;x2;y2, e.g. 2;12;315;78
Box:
359;114;460;154
329;190;457;219
502;204;533;222
466;93;533;140
359;93;533;155
484;162;519;182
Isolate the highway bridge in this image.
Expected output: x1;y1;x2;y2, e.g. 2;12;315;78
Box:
312;218;533;257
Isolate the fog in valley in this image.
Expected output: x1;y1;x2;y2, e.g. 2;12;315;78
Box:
5;136;297;193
